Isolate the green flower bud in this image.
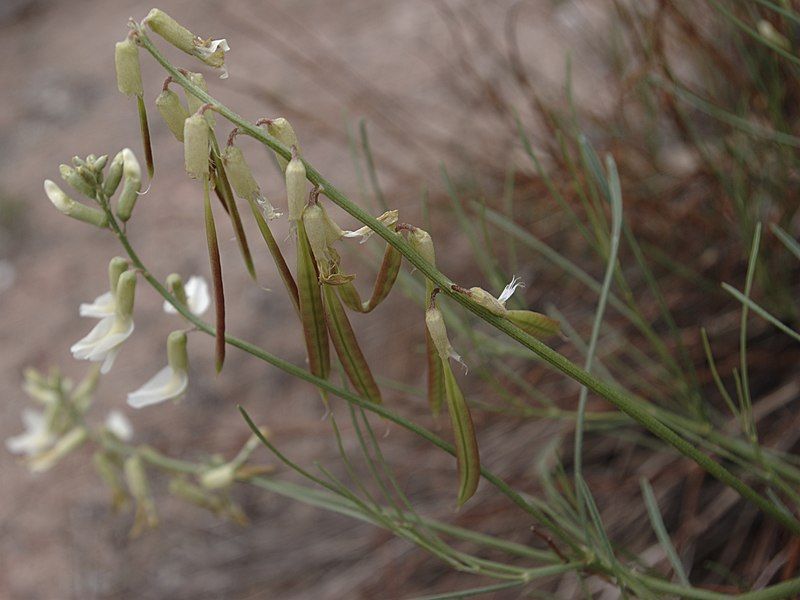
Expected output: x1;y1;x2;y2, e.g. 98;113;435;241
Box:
167;330;188;372
109;257;129;297
285;150;307;222
92;155;109;172
183;113;209;179
144;8;196;54
59;164;95;198
116;149;142;222
115;271;137;319
44;180;108;228
264;117;300;172
103;151;125;197
115;37;143;97
155;89;189;141
166;273;188;306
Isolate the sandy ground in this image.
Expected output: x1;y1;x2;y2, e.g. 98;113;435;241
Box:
0;1;607;598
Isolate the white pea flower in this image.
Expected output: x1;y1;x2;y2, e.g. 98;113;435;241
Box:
79;257;129;319
6;409;56;456
71;271;136;374
127;331;189;409
105;410;133;441
497;275;525;305
163;275;210;316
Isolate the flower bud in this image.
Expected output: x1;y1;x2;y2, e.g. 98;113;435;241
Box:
155;89;189;141
144;8;196;54
59;164;95;198
103;151;125;197
115;271;137;319
408;227;435;266
264;117;300;172
200;463;236;489
167;330;188;372
116;149;142;222
29;426;87;473
108;257;129;296
93;155;109;171
183;113;209;179
166;273;189;306
44;180;108;228
285;150;307;221
115;37;143;97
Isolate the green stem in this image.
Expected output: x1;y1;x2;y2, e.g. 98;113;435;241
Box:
135;29;800;536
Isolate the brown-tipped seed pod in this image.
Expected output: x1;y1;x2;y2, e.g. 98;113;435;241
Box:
155;89;189;141
264;117;300;172
103;151;125;197
184;113;209;179
144;8;196;54
115;37;143;97
44;180;107;228
285;150;307;222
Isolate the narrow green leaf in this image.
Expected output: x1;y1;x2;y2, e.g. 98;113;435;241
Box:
640;478;690;587
771;223;800;261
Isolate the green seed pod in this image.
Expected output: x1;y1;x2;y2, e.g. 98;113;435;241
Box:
285;151;307;222
264;117;300;172
116;149;142;222
59;164;95;198
184;72;214;126
103;151;125;197
302;202;331;273
115;37;143;97
166;273;188;306
222;145;259;200
115;271;137;319
442;364;480;507
184;113;209;179
467;287;507;316
144;8;196;54
44;180;108;228
155;89;189;141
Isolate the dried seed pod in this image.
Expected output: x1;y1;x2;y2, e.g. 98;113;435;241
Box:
321;284;382;403
155;89;189;141
44;180;108;228
504;310;560;339
103;151;125;197
203;179;225;372
442;363;480;507
115;37;143;97
285;149;307;222
263;117;300;172
184;113;209;179
144;8;196;54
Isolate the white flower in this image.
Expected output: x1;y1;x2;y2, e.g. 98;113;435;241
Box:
342;210;399;243
194;38;230;78
127;331;189;409
6;409;56;456
80;290;115;318
105;410;133;441
163;276;210;316
498;275;525;305
70;313;134;374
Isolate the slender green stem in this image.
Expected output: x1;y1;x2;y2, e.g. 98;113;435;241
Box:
134;29;800;535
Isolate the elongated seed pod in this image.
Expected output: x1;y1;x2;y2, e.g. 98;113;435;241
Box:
115;37;143;97
425;329;445;416
155;89;189;141
442;363;480;506
184;114;209;179
144;9;196;54
302;203;332;274
44;180;107;228
504;310;560;338
337;240;401;313
296;221;330;380
425;305;452;362
264;117;300;172
285;151;307;222
204;178;225;372
211;149;256;280
321;284;382;403
103;151;125;197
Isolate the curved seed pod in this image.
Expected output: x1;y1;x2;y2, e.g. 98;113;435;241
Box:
144;9;196;54
504;310;560;339
103;151;125;197
44;180;107;228
184;113;209;179
115;37;143;97
137;95;154;179
321;284;382;404
296;221;330;380
285;149;307;222
155;89;189;141
263;117;300;173
337;239;401;313
442;362;480;507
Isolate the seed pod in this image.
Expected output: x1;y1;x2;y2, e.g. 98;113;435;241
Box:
44;180;108;228
184;113;209;179
296;221;330;381
116;149;142;222
144;8;196;54
504;310;560;339
203;179;225;372
184;72;214;126
442;363;480;507
115;37;143;97
103;151;125;197
264;117;300;172
425;329;445;416
337;240;401;313
155;89;189;141
166;273;189;306
321;284;382;403
425;305;452;362
211;150;256;280
285;149;307;222
59;164;95;198
302;202;333;274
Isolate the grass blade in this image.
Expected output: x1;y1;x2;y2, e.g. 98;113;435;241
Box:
640;478;690;586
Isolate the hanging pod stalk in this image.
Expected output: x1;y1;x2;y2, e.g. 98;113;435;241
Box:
296;220;330;381
321;283;382;404
203;176;225;372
